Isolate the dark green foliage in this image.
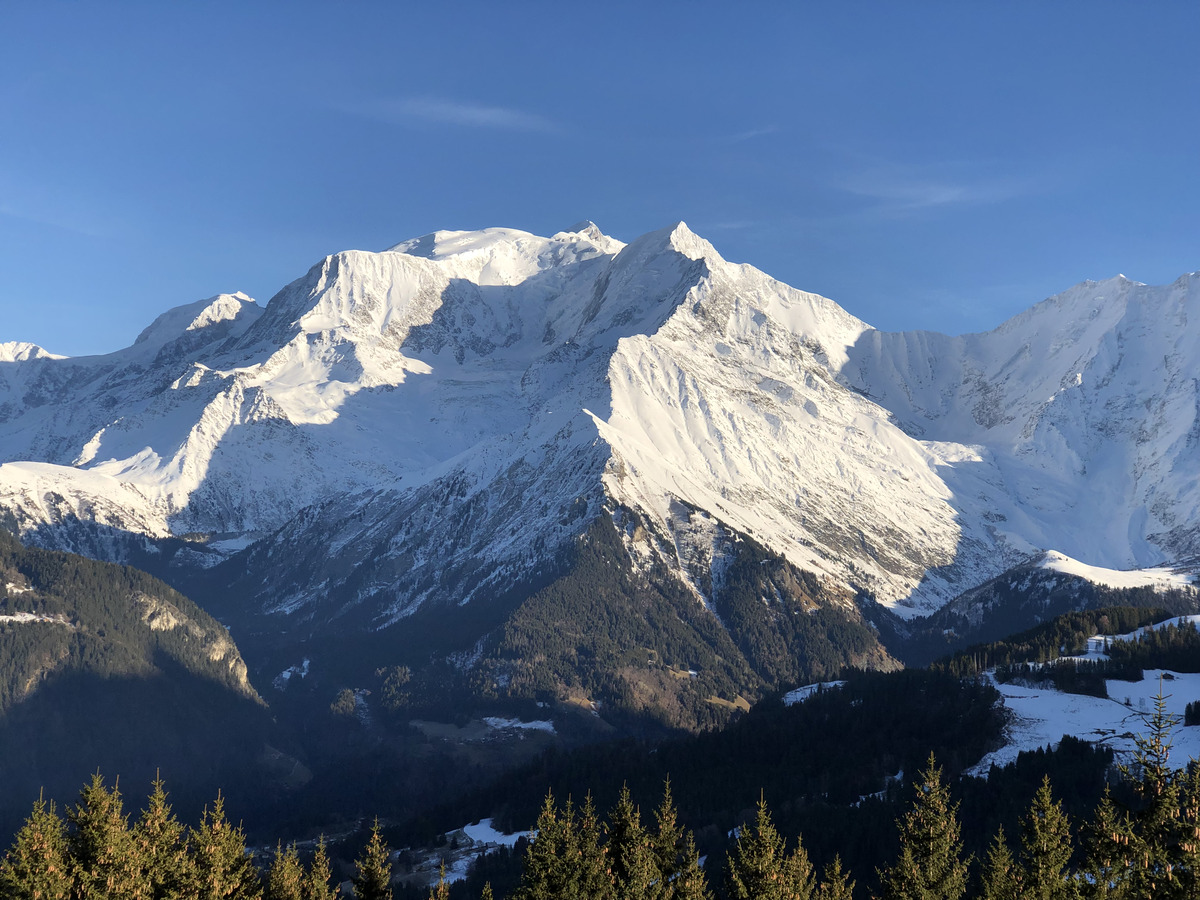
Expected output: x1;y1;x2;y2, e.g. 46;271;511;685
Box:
1185;701;1200;727
606;786;657;900
725;795;814;900
3;776;274;900
11;720;1200;900
1079;790;1132;900
1114;689;1189;899
330;689;357;717
879;755;969;900
959;737;1114;870
667;830;712;900
480;518;757;733
994;618;1200;702
186;794;261;900
1105;619;1200;673
352;819;393;900
0;530;272;839
651;779;711;900
979;828;1019;900
133;777;193;900
1016;778;1075;900
899;567;1200;666
814;856;854;900
467;668;1000;879
302;837;336;900
710;538;894;690
428;863;450;900
511;792;601;900
994;659;1115;698
476;517;895;732
66;773;147;900
0;529;258;710
378;666;412;713
0;794;72;900
266;843;305;900
930;607;1171;679
512;786;712;900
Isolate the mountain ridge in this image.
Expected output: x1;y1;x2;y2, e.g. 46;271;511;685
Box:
1;222;1197;640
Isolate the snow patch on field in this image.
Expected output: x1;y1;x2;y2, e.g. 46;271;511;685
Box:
0;611;72;627
974;617;1200;775
782;680;846;705
462;818;525;848
973;671;1200;775
482;716;556;734
272;658;310;690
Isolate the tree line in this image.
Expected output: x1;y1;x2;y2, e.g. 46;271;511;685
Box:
5;691;1200;899
0;772;396;900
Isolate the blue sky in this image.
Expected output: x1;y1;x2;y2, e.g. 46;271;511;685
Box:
2;2;1198;356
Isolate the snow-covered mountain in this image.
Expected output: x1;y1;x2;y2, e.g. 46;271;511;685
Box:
1;222;1198;630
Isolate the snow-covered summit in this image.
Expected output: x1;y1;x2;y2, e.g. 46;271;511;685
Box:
0;342;64;363
130;292;263;359
1036;550;1197;592
2;224;1199;626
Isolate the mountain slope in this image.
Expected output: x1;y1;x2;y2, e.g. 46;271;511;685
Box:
0;529;275;838
1;222;1198;661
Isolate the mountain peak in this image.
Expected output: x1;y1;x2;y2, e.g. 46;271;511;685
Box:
0;341;64;363
131;293;262;359
666;221;717;261
386;227;538;260
556;220;624;253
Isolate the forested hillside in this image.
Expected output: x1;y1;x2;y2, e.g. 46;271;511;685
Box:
4;700;1193;900
0;529;275;839
471;518;897;732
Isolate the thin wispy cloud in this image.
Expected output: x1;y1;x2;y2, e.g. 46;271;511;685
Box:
839;161;1026;216
723;125;779;143
347;97;558;133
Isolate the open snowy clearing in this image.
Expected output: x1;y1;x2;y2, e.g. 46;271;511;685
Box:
972;668;1200;775
782;680;847;705
0;611;72;627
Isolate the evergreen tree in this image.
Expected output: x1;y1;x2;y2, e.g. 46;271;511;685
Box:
1018;777;1076;900
512;791;614;900
479;884;494;900
1080;790;1132;900
665;831;712;900
979;827;1019;900
513;792;579;900
0;793;73;900
266;843;305;900
303;837;337;900
813;856;854;900
133;776;192;900
644;779;710;900
1176;763;1200;900
606;785;657;900
576;793;615;900
725;795;813;900
66;773;148;900
352;819;392;900
186;793;261;900
879;754;969;900
1119;686;1185;897
427;863;449;900
651;779;684;881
